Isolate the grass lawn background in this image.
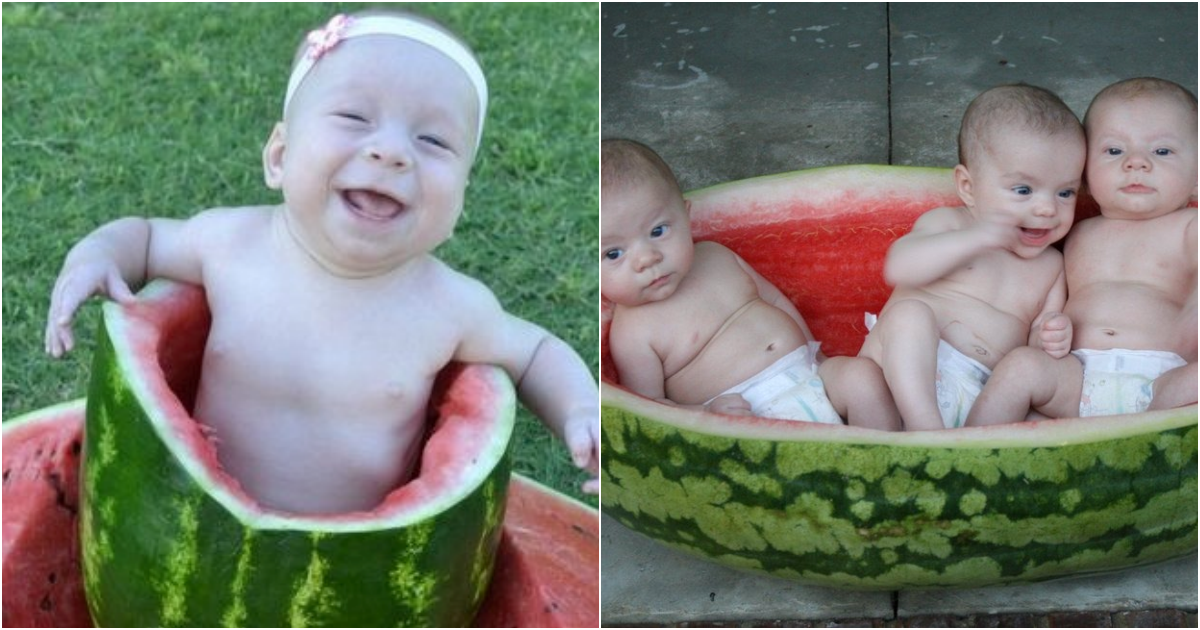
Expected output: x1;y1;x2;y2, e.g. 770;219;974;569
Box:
2;3;599;505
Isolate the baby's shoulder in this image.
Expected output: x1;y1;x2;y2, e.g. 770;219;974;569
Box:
912;206;969;232
185;205;275;244
414;257;503;313
693;239;735;259
692;240;747;271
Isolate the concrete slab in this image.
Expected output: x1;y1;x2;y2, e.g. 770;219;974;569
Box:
600;513;895;626
898;553;1198;617
601;2;889;191
889;3;1199;166
602;509;1197;625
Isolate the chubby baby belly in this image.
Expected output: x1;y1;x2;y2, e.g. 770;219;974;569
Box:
1067;285;1186;353
667;302;808;405
193;365;430;515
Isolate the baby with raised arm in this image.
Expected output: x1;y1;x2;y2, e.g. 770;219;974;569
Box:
857;84;1084;430
602;139;898;430
967;78;1198;425
44;11;599;513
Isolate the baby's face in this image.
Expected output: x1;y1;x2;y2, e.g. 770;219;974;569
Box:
1085;95;1198;220
965;127;1084;258
601;178;694;307
269;36;480;276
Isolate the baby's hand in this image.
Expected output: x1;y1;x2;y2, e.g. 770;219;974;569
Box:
973;210;1023;252
45;259;136;358
563;411;599;495
1035;312;1073;359
705;394;753;416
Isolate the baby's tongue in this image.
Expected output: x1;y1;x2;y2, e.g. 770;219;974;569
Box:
345;190;402;220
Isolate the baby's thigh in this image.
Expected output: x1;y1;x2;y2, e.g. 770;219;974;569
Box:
859;299;939;362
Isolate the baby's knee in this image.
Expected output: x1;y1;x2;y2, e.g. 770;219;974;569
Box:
880;299;937;330
994;346;1050;375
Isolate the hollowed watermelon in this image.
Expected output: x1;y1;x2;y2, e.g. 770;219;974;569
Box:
600;164;1198;589
3;406;599;628
2;279;597;627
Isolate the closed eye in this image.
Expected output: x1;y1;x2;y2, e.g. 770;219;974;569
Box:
419;135;455;152
336;112;369;123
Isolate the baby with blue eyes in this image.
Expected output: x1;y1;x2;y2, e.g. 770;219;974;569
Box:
850;84;1085;431
601;139;898;430
968;78;1198;426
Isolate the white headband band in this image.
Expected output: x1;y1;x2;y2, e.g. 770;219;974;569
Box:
283;14;488;149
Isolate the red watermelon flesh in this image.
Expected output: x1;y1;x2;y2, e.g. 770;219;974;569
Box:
1;401;600;628
2;402;88;628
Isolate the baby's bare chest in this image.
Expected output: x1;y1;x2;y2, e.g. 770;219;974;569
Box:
201;283;459;421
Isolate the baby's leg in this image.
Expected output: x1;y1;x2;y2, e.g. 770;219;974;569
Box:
1148;362;1198;410
966;347;1083;426
820;356;902;431
858;299;942;431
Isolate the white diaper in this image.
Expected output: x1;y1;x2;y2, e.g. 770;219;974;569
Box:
1074;349;1187;417
864;313;991;429
934;340;992;428
707;343;843;424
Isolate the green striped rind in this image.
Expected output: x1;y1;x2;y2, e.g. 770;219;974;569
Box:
81;281;514;627
601;393;1197;589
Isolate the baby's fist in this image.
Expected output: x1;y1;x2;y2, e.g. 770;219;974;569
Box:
1037;312;1072;358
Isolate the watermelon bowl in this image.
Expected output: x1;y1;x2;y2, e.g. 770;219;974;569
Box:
3;280;598;628
600;164;1198;590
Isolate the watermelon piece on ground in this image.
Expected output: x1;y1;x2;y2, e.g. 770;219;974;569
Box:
2;400;599;627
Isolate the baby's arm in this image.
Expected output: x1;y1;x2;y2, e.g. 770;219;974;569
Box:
731;252;817;341
46;216;205;357
1178;212;1198;360
611;315;752;417
454;278;599;494
1028;266;1072;358
885;207;1016;287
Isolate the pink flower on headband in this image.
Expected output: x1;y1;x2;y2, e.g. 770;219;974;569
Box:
306;14;353;60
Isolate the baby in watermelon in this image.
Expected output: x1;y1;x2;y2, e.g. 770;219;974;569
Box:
855;84;1085;431
43;11;599;513
601;139;899;430
967;78;1197;425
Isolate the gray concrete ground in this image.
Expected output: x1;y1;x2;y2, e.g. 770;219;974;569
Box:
600;2;1198;626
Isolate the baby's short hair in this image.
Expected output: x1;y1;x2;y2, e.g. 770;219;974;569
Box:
601;138;682;196
1083;77;1198;133
957;84;1083;167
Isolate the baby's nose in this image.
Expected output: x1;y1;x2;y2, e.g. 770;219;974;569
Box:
365;130;412;169
1123;152;1150;170
634;246;662;271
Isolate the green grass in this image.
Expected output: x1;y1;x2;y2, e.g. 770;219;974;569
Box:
2;3;599;506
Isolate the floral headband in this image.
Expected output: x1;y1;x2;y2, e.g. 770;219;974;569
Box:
284;14;489;150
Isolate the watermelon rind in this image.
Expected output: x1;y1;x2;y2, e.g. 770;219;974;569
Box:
600;164;1198;590
81;280;516;627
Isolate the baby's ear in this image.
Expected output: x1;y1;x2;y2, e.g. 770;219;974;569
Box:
684;199;692;215
953;164;975;208
262;122;287;190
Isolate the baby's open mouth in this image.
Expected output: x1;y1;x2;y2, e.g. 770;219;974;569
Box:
342;189;405;221
1019;227;1051;245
